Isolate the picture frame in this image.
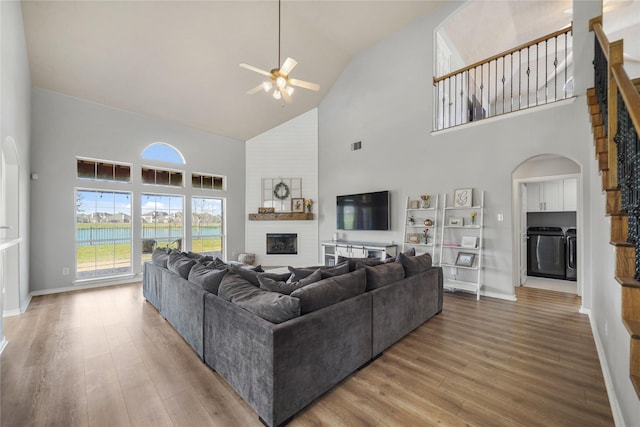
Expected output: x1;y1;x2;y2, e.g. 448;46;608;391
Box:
409;200;420;209
454;188;473;207
291;198;305;213
407;233;421;244
449;217;463;226
455;252;475;267
460;236;478;249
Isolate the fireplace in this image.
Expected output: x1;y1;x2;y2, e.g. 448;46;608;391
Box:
266;233;298;255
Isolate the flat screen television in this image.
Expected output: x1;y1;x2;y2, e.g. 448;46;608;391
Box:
336;190;390;230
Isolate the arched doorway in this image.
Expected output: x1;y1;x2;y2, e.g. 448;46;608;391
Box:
512;154;583;299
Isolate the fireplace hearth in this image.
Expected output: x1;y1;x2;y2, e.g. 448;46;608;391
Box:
266;233;298;255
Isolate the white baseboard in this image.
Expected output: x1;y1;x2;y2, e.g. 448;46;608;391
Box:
3;307;22;317
444;287;517;301
30;275;141;297
588;313;625;427
579;306;591;315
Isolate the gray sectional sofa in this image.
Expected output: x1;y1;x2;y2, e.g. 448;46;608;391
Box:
143;249;443;427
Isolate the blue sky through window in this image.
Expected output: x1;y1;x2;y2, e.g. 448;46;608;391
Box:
142;143;184;164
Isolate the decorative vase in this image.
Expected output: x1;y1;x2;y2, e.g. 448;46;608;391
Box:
424;219;433;226
422;200;430;209
306;206;312;213
424;236;429;244
471;217;476;225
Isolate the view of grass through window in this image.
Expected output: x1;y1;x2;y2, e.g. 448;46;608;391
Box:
141;194;184;263
76;189;132;279
192;197;223;257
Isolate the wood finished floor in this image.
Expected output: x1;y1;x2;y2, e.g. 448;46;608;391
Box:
1;283;613;427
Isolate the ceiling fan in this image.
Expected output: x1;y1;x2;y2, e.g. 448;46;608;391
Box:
240;0;319;102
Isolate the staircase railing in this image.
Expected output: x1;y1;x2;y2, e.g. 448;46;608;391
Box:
589;15;640;398
433;26;573;131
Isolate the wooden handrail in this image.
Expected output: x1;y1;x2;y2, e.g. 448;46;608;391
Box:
613;64;640;134
591;22;610;62
433;25;573;84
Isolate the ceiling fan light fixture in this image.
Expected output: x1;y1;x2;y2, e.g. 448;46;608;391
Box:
262;81;273;92
273;89;282;100
276;76;287;89
285;86;294;96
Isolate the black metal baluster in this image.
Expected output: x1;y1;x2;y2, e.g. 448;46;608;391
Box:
527;46;531;107
554;36;558;101
565;33;568;99
545;39;548;103
502;56;506;114
510;53;514;113
480;65;484;119
536;42;539;106
441;80;446;129
593;33;608;134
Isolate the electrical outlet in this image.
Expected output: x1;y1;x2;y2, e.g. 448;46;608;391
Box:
62;267;70;275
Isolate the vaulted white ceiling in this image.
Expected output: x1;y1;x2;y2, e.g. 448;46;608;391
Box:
21;0;444;141
21;1;639;142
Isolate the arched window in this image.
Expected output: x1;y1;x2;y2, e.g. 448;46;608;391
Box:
142;142;185;164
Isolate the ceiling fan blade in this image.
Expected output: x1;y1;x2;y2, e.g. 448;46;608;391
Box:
289;78;320;92
280;57;297;76
247;84;265;95
240;63;273;77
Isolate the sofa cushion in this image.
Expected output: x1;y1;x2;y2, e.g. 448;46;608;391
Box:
360;262;405;290
342;257;382;271
151;247;172;268
188;263;228;294
397;252;432;277
288;261;349;281
230;265;291;286
212;257;228;269
184;251;214;263
218;274;300;323
258;269;322;295
167;251;197;279
395;247;415;262
291;269;366;314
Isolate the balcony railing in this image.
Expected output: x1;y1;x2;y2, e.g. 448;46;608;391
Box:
433;26;573;131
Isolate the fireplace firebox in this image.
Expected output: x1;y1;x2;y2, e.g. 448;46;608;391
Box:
266;233;298;255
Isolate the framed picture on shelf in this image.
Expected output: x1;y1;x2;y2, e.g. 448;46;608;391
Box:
454;188;473;207
407;233;421;244
449;217;463;226
460;236;478;248
409;200;420;209
455;252;475;267
291;198;305;212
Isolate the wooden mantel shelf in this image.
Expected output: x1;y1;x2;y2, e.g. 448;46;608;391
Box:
248;212;314;221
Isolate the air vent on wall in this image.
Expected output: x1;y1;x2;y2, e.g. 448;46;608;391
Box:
351;141;362;151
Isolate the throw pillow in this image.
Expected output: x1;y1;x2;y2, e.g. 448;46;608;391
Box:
288;261;349;281
188;263;228;294
395;247;415;262
344;257;382;271
397;252;432;277
231;264;291;287
291;269;366;314
218;274;300;324
167;251;197;279
212;257;228;269
361;262;405;290
258;269;322;295
151;247;172;268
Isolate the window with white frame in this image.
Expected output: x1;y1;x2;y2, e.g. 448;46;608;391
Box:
75;189;132;279
141;193;184;263
192;197;224;257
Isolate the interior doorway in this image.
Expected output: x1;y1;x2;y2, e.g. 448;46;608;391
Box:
2;137;22;315
512;154;581;296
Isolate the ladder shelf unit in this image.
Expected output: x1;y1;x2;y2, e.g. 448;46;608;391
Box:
402;195;439;263
438;190;484;300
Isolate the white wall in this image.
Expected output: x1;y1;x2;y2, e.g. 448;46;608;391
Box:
245;109;319;266
1;1;32;321
317;0;638;423
29;88;245;293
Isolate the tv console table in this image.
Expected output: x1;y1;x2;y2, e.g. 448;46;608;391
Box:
321;240;397;266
